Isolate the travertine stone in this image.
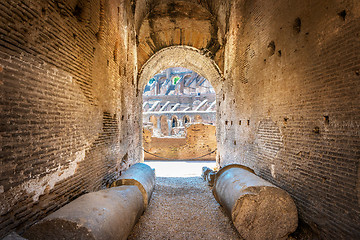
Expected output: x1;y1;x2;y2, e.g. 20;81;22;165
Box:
2;232;26;240
202;166;213;181
111;163;155;209
213;164;298;240
23;186;144;240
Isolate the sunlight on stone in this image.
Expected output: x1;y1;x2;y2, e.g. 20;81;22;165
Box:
145;160;217;177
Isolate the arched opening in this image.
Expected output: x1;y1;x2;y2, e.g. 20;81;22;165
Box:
149;115;157;128
140;46;222;176
183;115;190;125
160;115;168;136
171;116;179;128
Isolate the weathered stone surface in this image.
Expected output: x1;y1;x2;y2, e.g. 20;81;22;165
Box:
207;171;216;187
202;166;213;181
111;163;155;209
2;232;26;240
23;186;144;240
143;123;217;160
213;164;298;240
202;166;217;186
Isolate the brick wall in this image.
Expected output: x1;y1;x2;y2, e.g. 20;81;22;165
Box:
0;0;141;237
220;0;360;238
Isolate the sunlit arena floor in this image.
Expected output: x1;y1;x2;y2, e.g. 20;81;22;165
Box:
144;160;217;177
128;161;241;240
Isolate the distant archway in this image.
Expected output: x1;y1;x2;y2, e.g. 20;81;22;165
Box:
149;115;157;128
160;115;168;136
138;46;223;93
183;115;190;125
171;116;179;128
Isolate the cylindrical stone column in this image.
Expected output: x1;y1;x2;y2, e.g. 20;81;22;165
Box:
111;163;155;209
24;186;144;240
213;164;298;240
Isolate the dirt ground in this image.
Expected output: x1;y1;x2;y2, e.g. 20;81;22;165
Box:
128;177;241;240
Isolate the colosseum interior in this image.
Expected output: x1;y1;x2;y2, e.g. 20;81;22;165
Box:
0;0;359;239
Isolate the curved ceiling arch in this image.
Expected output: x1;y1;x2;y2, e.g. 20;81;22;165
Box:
136;1;225;71
138;46;223;94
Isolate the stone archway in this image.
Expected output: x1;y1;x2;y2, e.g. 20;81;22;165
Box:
171;115;179;128
139;46;222;163
183;115;191;125
138;46;223;93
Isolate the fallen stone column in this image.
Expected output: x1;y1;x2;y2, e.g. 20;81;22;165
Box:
23;186;144;240
202;166;213;181
2;232;27;240
202;166;216;186
213;164;298;240
111;163;155;209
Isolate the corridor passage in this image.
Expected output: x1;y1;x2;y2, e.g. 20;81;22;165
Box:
128;161;241;240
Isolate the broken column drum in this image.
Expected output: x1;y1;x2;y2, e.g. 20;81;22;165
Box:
23;186;144;240
111;162;156;209
213;164;298;240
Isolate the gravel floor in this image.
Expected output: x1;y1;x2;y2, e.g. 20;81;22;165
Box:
128;177;241;240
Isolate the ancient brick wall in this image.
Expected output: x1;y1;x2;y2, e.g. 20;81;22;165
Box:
219;0;360;238
0;0;141;237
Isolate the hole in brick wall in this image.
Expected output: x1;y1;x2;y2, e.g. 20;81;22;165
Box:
93;47;96;54
222;94;225;101
225;120;228;125
121;66;126;75
218;102;221;106
313;126;320;134
113;42;119;63
293;17;301;33
121;115;125;121
267;41;275;56
338;10;347;21
234;140;237;145
73;4;83;21
41;7;46;15
231;121;233;125
355;70;359;76
233;99;235;104
277;50;282;57
239;120;241;125
73;33;77;39
107;60;109;66
321;176;328;183
284;117;288;123
118;6;120;14
131;0;136;14
247;120;250;125
324;116;329;125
